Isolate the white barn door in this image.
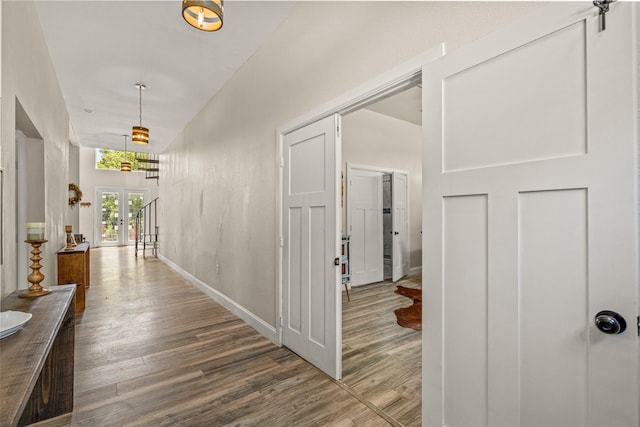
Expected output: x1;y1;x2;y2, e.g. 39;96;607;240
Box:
282;114;341;379
347;167;384;286
423;3;639;427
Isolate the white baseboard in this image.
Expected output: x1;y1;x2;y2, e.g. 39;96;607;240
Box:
409;266;422;276
158;254;278;344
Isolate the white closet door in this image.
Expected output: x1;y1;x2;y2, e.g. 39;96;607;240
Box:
348;168;383;286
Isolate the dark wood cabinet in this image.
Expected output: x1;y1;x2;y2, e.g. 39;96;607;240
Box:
0;285;76;427
57;242;90;314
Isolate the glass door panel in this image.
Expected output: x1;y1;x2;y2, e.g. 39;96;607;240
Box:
100;191;121;246
96;188;149;246
127;191;145;244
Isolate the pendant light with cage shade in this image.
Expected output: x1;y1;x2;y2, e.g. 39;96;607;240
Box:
132;83;149;145
121;134;132;173
182;0;223;32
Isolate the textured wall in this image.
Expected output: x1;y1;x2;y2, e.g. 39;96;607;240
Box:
1;1;71;298
160;2;542;326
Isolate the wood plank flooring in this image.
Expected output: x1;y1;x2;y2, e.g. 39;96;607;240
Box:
30;247;421;426
342;277;422;427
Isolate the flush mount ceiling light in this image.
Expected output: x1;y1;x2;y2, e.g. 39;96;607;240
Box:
121;135;131;173
182;0;223;32
132;83;149;145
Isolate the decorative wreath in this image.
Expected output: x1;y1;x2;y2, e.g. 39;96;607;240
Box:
68;183;83;207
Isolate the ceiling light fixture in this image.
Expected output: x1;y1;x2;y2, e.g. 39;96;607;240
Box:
121;134;131;173
182;0;223;32
132;83;149;145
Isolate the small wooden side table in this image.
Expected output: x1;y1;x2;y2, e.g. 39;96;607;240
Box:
57;242;90;314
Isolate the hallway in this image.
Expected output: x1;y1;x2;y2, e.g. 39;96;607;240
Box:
49;247;399;426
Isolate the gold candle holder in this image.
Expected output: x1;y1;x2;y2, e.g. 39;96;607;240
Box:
20;239;52;298
65;225;76;250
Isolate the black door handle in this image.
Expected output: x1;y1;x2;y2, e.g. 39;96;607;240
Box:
595;310;626;334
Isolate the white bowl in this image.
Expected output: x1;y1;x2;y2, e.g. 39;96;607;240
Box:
0;311;32;339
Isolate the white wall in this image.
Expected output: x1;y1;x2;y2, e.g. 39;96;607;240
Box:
1;1;71;298
342;109;422;270
25;137;45;221
160;2;542;327
78;147;159;246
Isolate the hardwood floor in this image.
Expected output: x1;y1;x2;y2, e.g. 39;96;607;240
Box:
32;247;421;426
342;277;422;427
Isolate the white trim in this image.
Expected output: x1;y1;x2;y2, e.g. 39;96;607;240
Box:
275;132;284;346
347;162;410;177
276;44;444;137
275;43;443;369
159;254;278;344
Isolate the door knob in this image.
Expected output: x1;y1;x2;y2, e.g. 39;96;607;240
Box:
594;310;626;334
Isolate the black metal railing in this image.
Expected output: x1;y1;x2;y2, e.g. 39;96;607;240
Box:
135;152;159;181
135;197;159;258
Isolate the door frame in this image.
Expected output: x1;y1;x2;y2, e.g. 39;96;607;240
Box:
275;44;443;349
391;171;409;282
346;163;410;286
94;187;149;247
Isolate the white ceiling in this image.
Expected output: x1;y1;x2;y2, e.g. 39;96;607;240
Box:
34;1;421;155
34;1;296;153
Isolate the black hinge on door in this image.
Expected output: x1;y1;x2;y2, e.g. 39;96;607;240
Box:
637;316;639;337
334;258;340;266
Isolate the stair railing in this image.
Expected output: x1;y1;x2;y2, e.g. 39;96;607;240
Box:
135;152;159;181
135;197;159;258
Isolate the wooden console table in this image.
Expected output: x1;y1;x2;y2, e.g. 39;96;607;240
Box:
57;242;90;314
0;285;76;426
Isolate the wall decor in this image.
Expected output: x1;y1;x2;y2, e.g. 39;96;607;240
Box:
68;183;83;207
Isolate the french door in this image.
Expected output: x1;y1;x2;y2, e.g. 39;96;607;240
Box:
96;188;148;246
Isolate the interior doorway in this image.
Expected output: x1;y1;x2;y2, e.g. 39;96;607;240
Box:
276;41;442;421
16;100;45;290
341;84;423;426
346;163;411;286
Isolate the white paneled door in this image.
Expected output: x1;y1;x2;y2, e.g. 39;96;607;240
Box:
423;3;639;427
347;167;383;286
392;172;409;282
282;114;341;379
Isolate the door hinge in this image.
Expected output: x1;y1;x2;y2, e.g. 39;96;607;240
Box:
334;257;340;266
280;316;283;327
637;316;639;337
279;157;284;168
279;237;284;247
